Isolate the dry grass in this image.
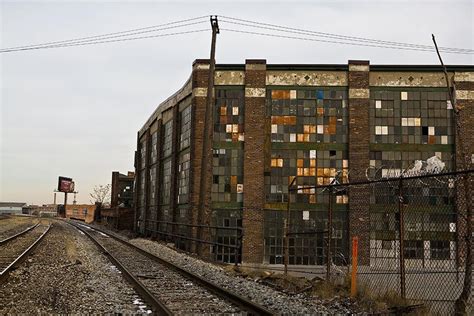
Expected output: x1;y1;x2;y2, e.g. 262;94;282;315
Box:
228;266;427;314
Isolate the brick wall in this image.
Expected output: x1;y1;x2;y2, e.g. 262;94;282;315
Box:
347;60;371;265
242;59;267;263
189;59;212;255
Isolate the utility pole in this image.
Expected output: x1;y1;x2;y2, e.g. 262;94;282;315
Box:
197;16;219;254
433;34;473;315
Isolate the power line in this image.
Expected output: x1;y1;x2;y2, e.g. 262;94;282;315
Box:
0;21;207;52
1;16;208;52
219;15;473;54
220;19;470;53
220;28;474;54
0;29;209;53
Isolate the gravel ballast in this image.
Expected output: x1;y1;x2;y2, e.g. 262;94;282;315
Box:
127;237;358;314
0;220;150;314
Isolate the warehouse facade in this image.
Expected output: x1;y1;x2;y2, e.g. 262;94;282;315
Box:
134;59;473;266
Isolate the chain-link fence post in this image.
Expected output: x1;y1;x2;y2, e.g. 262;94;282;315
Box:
397;176;406;300
326;186;333;282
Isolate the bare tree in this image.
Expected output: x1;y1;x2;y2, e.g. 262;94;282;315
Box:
89;184;111;205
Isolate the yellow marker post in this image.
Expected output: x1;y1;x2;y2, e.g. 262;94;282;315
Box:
351;236;358;297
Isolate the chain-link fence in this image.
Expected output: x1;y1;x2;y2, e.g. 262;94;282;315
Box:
288;170;472;314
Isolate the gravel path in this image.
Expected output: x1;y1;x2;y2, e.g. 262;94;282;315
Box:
0;220;150;314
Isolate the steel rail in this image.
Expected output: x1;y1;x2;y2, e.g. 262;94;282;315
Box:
70;222;172;315
0;223;40;245
0;223;52;282
69;220;274;316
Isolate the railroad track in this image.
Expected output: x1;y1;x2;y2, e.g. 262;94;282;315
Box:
0;222;51;282
69;221;273;315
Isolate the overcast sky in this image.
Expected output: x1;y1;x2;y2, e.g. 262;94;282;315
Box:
1;0;472;205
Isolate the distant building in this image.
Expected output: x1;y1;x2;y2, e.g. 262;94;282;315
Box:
23;204;58;216
0;202;27;215
111;171;135;208
100;171;135;230
66;204;96;223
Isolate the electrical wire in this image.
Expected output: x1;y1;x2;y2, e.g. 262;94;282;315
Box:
1;16;208;52
220;28;474;54
0;29;209;53
2;14;471;54
219;15;473;54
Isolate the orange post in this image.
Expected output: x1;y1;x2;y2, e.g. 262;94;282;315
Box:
351;236;359;297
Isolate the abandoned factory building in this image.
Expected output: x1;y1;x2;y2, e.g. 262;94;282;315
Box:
133;59;473;266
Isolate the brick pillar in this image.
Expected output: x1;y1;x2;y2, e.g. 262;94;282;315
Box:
143;130;150;235
189;59;212;255
170;106;180;240
111;171;120;208
154;119;163;237
242;59;267;264
454;72;474;265
347;60;371;265
133;132;139;232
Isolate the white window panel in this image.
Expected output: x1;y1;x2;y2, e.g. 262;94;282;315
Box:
317;125;324;134
232;107;239;115
303;211;310;221
441;135;448;144
414;118;421;126
401;91;408;100
271;124;277;133
429;126;435;135
290;133;296;142
290;90;297;99
447;100;453;109
381;126;388;135
375;100;382;109
407;118;414;126
401;118;408;126
310;150;316;158
375;126;382;135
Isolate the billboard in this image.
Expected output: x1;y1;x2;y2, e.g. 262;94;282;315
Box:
58;176;75;193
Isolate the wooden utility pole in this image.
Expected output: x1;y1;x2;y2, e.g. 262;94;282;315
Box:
432;34;473;315
197;16;219;254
